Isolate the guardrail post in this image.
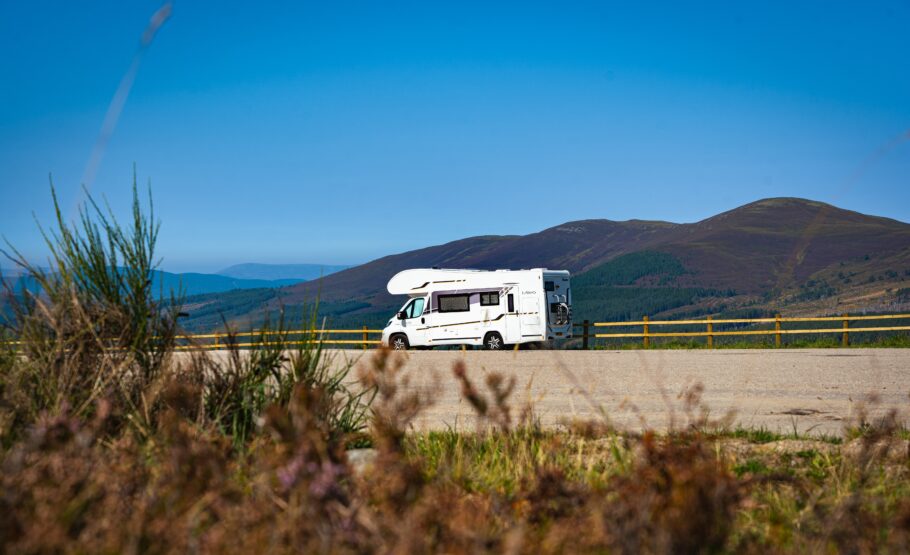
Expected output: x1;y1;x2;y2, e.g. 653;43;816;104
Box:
775;314;782;348
582;320;590;350
842;313;849;347
362;325;368;350
643;315;650;349
707;316;714;349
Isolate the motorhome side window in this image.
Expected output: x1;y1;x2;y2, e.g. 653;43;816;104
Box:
407;298;425;318
438;294;470;313
479;292;499;306
544;281;555;292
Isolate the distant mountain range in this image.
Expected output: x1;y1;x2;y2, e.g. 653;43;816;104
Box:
151;271;305;296
176;197;910;332
1;262;351;298
217;263;352;281
3;270;304;297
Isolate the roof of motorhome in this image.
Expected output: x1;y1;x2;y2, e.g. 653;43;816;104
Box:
386;268;569;295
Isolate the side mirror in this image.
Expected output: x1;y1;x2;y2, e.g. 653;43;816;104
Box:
397;311;408;320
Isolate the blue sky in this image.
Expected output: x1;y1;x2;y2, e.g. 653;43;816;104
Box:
1;1;908;273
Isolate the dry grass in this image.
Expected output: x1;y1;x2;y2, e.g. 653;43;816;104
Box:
3;347;910;553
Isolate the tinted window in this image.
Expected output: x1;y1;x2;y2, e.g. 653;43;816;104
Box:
438;294;470;313
480;292;499;306
544;281;555;291
507;294;514;312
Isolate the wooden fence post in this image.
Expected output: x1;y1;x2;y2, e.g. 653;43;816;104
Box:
362;326;368;350
582;320;590;350
842;314;849;347
707;316;714;349
775;314;782;348
643;315;650;349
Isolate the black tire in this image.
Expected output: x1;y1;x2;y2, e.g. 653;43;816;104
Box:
483;332;504;350
519;341;548;350
390;334;409;351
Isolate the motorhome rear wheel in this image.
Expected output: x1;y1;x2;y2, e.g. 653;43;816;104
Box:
483;332;504;350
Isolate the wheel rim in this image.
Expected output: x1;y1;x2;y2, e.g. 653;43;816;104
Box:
392;337;406;350
487;336;501;350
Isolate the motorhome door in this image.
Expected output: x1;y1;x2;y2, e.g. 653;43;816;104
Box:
400;297;428;346
504;288;520;342
519;292;544;338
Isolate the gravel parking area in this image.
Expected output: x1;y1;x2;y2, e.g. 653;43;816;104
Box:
323;348;910;435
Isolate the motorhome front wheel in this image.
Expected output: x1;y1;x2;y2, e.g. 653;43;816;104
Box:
390;334;409;350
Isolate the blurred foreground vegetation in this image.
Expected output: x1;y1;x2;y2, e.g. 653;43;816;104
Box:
2;180;910;553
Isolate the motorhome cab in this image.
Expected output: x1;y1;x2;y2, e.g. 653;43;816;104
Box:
381;268;572;350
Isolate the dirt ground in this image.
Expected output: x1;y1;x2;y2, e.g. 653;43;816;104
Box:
320;348;910;435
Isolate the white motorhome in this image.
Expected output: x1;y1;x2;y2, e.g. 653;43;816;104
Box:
381;268;572;350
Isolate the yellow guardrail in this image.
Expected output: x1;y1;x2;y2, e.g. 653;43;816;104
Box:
6;313;909;351
575;313;910;348
175;327;383;350
1;328;384;351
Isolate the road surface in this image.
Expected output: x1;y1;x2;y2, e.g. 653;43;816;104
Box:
321;348;910;435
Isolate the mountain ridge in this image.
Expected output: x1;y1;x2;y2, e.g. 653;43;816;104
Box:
177;197;910;331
